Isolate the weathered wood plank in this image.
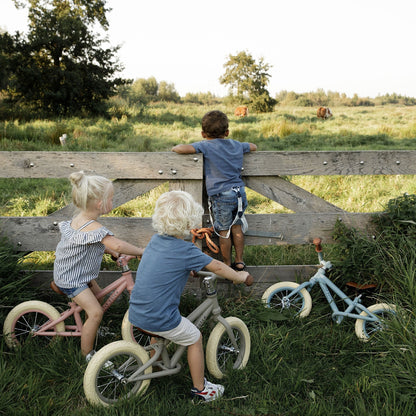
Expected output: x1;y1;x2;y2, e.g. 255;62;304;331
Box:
3;151;416;178
0;152;202;179
0;217;154;251
245;176;344;213
242;151;416;176
0;212;374;252
246;212;376;244
205;212;375;246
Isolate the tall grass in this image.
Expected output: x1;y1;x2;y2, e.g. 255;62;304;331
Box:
1;287;415;415
1;103;416;151
2;103;416;413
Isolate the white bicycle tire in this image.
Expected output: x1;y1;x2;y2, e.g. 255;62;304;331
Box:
355;303;397;341
83;340;151;407
206;316;251;379
3;300;65;348
262;281;313;318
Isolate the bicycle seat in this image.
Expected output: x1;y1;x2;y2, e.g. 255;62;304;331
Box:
50;281;65;296
135;326;164;339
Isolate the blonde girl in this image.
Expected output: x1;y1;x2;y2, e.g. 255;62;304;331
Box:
53;171;144;361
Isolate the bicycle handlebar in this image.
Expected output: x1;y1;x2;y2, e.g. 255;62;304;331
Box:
245;274;254;286
313;238;323;252
194;271;254;287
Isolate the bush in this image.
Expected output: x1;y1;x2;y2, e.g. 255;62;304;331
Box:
157;81;180;103
332;193;416;305
250;92;276;113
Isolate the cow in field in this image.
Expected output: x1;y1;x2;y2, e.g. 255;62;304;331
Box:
234;106;248;117
317;106;333;119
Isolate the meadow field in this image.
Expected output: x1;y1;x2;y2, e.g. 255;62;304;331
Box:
1;103;416;266
1;103;416;415
1;103;416;219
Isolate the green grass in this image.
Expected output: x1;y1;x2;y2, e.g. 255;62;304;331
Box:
1;293;415;415
1;102;416;414
1;103;416;152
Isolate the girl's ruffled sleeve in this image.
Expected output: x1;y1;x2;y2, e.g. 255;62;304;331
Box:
72;227;114;245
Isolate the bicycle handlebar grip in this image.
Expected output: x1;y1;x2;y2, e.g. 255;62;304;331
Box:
245;274;254;286
313;237;322;252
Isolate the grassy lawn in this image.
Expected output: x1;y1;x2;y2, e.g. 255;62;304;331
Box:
1;103;416;415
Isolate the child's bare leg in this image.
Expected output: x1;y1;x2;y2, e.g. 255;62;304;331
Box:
231;224;245;266
73;289;104;356
219;230;232;266
88;280;104;305
188;335;205;391
149;336;158;358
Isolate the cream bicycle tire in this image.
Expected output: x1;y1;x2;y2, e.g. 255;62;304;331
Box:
3;300;65;348
206;316;251;379
261;281;313;318
83;340;151;407
355;303;397;341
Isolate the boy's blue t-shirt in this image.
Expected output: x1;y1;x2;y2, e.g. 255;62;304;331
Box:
129;234;212;332
191;139;251;196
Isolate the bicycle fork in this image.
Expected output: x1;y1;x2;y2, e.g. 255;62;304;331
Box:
215;315;240;352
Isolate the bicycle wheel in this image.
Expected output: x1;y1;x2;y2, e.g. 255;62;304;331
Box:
206;317;250;379
3;301;65;348
121;310;151;347
83;340;152;407
355;303;397;341
261;281;312;318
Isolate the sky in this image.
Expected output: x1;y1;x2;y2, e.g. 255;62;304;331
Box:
2;0;416;98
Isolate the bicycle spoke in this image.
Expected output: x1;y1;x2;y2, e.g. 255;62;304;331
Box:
217;329;241;370
13;311;54;345
92;351;147;404
269;289;304;314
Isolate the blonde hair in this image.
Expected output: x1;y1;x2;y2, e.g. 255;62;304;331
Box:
152;191;203;237
69;171;113;212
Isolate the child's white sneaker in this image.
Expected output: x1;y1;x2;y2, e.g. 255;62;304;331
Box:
191;378;224;402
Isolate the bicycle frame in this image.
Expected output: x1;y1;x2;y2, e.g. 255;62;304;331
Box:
285;256;380;325
115;273;238;383
32;265;134;338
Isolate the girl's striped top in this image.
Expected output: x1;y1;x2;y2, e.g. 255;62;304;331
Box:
53;220;113;288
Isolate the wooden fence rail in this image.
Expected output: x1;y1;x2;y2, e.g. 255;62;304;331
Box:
1;150;416;295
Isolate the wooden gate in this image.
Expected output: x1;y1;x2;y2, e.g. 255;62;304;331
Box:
1;150;415;296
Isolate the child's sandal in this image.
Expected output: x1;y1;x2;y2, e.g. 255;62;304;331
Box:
231;262;247;271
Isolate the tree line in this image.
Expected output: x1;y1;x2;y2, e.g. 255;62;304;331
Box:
1;1;415;120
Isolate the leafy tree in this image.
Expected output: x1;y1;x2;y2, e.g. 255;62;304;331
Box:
157;81;180;103
2;0;126;115
130;77;158;104
0;31;16;92
128;77;180;104
219;51;276;112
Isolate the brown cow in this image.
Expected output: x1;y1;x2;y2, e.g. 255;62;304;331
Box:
317;106;333;119
234;106;248;117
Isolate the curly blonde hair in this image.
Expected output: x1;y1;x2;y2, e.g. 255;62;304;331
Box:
69;171;113;212
152;191;203;237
